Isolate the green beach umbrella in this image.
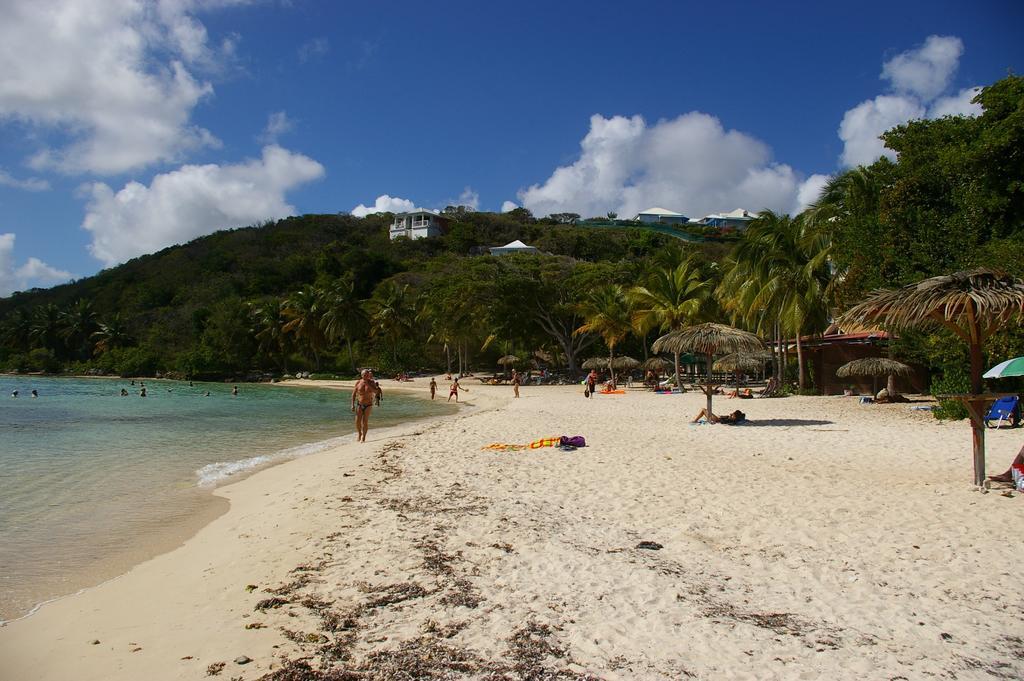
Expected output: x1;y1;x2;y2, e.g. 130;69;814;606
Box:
984;356;1024;379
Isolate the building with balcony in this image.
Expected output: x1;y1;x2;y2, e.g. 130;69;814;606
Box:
388;211;450;240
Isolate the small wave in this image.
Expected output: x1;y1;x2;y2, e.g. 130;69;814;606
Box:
195;434;355;486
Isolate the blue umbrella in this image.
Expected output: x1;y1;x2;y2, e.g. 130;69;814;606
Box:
983;356;1024;379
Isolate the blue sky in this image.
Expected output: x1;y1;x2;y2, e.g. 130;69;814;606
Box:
1;0;1022;295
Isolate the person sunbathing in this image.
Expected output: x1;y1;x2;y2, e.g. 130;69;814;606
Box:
691;408;746;424
727;388;753;399
988;445;1024;491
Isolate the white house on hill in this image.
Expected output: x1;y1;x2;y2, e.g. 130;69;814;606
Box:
489;240;540;255
633;207;688;224
389;211;450;240
697;208;757;231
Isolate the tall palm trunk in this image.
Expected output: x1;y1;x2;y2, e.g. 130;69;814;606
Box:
673;351;682;390
346;337;356;374
795;326;804;392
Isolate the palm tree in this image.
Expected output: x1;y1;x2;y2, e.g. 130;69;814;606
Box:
629;260;712;388
29;304;62;353
574;285;633;385
320;277;366;374
91;314;131;356
367;281;414;369
282;286;328;370
250;298;292;372
59;299;99;359
2;308;33;352
717;210;832;391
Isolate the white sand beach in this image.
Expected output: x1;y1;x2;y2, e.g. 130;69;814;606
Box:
1;381;1021;680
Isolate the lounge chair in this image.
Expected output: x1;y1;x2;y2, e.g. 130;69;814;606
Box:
984;395;1020;429
756;377;780;398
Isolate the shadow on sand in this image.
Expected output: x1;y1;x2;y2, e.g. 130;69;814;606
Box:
740;418;835;427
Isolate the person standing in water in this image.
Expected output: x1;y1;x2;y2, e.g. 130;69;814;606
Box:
352;370;377;442
232;385;238;396
429;377;437;400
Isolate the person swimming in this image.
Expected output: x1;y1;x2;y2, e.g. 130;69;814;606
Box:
120;388;129;396
139;387;147;397
232;385;238;396
31;389;38;398
11;389;18;398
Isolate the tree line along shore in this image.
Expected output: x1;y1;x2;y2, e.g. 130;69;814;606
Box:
1;77;1022;418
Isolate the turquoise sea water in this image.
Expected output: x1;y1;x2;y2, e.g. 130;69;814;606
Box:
0;376;448;621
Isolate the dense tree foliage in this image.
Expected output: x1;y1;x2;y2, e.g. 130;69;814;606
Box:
2;76;1021;389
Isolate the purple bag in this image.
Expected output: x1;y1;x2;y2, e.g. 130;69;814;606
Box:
559;435;586;448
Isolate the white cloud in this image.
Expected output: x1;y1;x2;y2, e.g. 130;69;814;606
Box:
453;187;479;210
81;145;325;266
350;195;418;217
0;0;249;175
931;86;983;118
0;169;49;192
839;95;926;167
518;112;812;220
259;111;293;144
882;35;963;102
501;201;518;213
837;35;981;168
794;174;831;213
0;233;72;297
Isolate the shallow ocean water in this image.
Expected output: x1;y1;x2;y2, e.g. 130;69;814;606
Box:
0;376;447;621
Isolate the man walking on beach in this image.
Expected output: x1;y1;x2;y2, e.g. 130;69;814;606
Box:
352;370;376;442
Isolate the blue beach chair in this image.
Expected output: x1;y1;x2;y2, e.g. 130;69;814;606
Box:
984;395;1020;429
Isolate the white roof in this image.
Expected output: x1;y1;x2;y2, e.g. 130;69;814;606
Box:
498;240;534;249
635;207;685;217
704;208;756;220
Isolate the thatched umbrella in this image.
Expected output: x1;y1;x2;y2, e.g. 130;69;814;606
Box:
496;354;518;365
714;351;773;373
610;355;639;370
641;356;672;372
838;269;1024;485
653;323;766;418
581;357;609;370
836;357;913;397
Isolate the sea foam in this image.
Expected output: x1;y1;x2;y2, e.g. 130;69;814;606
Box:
195;434;355;486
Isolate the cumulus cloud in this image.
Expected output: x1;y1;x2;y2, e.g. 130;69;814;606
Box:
452;187;480;210
81;145;325;266
501;201;519;213
794;174;831;213
839;96;926;167
931;86;983;118
350;195;419;217
259;111;294;144
0;0;251;175
882;35;963;102
0;169;50;192
0;233;72;297
518;113;813;220
838;35;980;168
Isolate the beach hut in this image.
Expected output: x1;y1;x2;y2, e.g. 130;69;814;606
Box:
839;269;1024;485
653;323;766;418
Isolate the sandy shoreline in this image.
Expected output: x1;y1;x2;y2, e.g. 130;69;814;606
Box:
1;381;1021;680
